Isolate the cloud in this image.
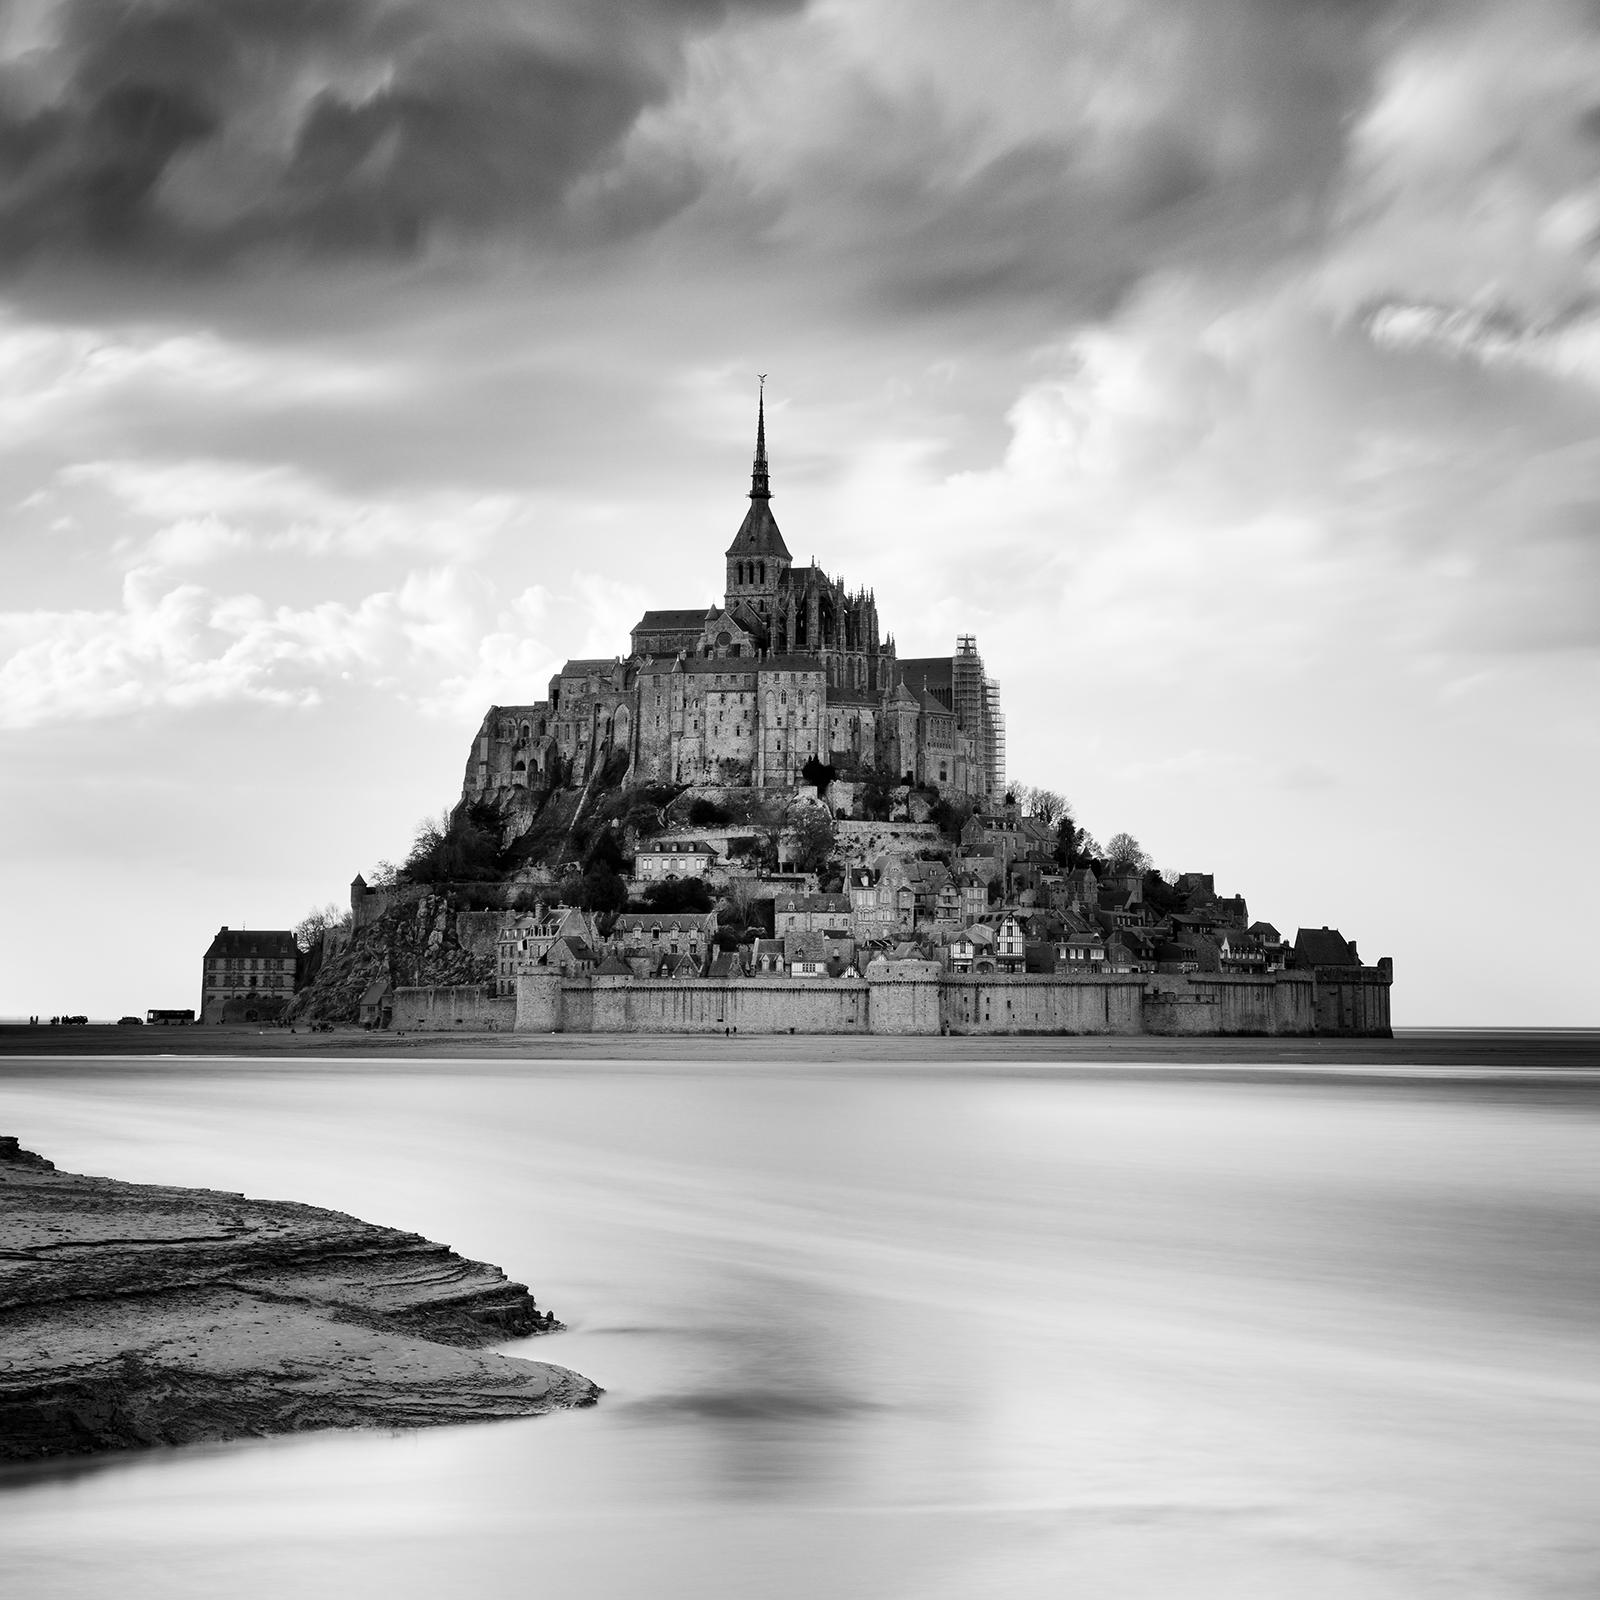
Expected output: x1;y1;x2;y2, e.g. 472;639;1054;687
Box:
641;0;1396;319
56;456;528;562
1364;299;1600;389
1318;0;1600;318
0;0;802;275
0;565;644;728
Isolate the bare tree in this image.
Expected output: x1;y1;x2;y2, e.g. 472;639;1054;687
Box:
1027;787;1065;824
294;902;351;953
1104;832;1152;873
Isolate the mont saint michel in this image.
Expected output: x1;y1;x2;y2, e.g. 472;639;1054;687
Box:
259;395;1395;1041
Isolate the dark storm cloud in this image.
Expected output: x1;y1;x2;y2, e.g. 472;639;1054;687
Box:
0;0;799;270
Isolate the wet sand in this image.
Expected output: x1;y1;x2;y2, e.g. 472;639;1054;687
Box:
1;1023;1595;1073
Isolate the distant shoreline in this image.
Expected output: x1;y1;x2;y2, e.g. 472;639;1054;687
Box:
1;1022;1596;1073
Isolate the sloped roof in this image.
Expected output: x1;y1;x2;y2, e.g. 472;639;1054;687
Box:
204;929;297;960
595;954;633;976
897;656;953;694
632;609;711;635
1294;926;1360;968
726;497;792;559
560;658;618;676
614;912;717;934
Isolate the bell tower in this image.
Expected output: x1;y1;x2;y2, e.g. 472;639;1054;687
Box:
724;377;791;614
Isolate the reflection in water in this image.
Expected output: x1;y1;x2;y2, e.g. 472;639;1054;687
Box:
1;1064;1597;1599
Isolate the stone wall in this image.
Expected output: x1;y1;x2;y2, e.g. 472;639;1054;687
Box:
1141;972;1315;1036
503;969;1323;1037
1311;966;1393;1037
553;976;872;1034
942;974;1146;1035
392;985;516;1031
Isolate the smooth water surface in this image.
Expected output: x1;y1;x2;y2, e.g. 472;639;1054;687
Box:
2;1060;1597;1599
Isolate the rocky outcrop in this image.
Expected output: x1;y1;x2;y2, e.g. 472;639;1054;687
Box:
292;892;497;1023
0;1137;598;1461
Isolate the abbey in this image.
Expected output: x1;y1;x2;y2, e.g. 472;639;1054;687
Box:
464;392;1005;803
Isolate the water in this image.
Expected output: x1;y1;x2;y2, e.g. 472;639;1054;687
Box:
2;1059;1597;1599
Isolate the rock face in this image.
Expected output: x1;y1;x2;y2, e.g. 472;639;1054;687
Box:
0;1136;598;1461
293;892;497;1023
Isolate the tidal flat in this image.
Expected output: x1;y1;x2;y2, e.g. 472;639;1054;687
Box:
1;1036;1596;1599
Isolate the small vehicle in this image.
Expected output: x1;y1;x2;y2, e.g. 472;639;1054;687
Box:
117;1016;144;1026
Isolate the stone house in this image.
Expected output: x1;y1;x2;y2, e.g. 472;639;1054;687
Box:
635;839;719;882
495;905;603;996
200;927;299;1023
610;912;718;963
751;938;786;974
774;893;852;936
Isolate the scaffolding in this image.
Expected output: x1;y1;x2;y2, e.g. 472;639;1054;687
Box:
953;635;1006;799
985;676;1006;798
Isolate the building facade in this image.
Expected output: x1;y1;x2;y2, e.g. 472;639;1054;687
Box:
200;928;298;1022
463;390;1005;808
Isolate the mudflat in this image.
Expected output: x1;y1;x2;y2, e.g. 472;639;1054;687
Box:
1;1023;1595;1073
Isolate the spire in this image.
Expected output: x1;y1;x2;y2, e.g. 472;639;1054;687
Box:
726;373;791;561
750;374;770;501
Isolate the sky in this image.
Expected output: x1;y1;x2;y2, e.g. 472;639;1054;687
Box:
1;0;1597;1025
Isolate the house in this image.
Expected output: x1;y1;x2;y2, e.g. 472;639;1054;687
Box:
635;839;719;882
1218;931;1269;973
653;949;705;978
750;938;786;974
545;936;597;976
1055;926;1107;969
496;905;603;995
1062;867;1099;909
993;913;1026;973
956;872;989;923
1105;931;1156;974
358;978;391;1029
877;856;953;926
200;927;299;1023
773;893;852;936
783;929;857;977
945;931;978;973
610;912;718;962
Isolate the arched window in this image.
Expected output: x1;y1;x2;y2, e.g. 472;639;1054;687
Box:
759;561;766;583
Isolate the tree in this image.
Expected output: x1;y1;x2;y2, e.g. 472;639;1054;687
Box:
638;877;715;914
927;794;977;841
688;797;730;827
800;755;836;798
294;903;350;954
858;770;896;821
1104;832;1152;874
786;804;836;874
1026;788;1065;825
1055;813;1078;870
401;800;506;884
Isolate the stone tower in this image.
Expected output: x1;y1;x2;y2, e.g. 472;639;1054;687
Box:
724;382;791;617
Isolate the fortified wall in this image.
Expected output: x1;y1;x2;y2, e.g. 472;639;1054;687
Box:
388;968;1383;1037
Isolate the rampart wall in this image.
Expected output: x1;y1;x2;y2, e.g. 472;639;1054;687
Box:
392;985;516;1031
506;970;1347;1037
941;975;1146;1035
